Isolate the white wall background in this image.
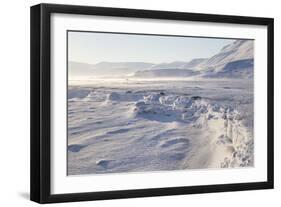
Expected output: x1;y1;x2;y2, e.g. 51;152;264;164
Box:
0;0;279;206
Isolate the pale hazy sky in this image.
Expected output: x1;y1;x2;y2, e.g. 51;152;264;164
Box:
68;31;235;65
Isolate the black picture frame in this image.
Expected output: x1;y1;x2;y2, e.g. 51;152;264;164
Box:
30;3;274;204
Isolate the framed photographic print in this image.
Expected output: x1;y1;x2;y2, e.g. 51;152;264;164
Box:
30;3;274;203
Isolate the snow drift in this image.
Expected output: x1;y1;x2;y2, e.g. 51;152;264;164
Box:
67;79;253;175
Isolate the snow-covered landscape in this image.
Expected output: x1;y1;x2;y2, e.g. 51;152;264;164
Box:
67;36;254;175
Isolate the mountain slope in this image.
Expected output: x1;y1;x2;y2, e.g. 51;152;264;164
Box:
200;40;253;72
134;69;200;78
204;58;253;78
182;58;207;70
149;61;190;70
69;40;253;79
135;40;254;78
200;40;254;78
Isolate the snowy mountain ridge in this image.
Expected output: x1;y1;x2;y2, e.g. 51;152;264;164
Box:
198;40;253;72
134;40;253;78
69;40;253;78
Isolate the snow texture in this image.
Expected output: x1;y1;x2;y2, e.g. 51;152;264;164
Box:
67;79;253;175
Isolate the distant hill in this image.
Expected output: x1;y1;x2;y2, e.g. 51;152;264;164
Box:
134;40;253;78
69;62;94;77
69;61;154;77
69;40;253;79
134;69;200;78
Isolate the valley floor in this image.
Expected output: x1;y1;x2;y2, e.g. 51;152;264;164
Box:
67;78;254;175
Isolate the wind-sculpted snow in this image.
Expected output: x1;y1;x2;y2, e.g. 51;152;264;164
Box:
67;79;253;175
134;94;209;123
133;93;253;167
